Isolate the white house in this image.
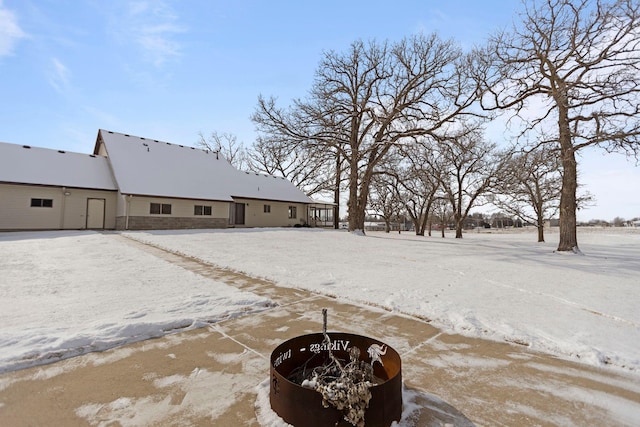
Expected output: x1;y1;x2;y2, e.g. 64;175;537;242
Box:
1;129;320;231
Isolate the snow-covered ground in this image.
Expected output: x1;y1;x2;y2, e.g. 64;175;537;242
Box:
1;227;639;376
0;231;272;373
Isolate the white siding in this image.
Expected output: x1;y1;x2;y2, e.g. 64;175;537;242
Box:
236;199;309;228
0;184;117;230
126;196;230;219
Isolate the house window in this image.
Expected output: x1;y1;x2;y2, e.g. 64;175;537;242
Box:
288;206;297;219
31;198;53;208
194;205;212;216
264;204;271;213
150;203;172;215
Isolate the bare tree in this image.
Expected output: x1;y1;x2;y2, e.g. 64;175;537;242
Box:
368;173;405;233
247;135;337;198
253;34;482;234
431;197;453;238
250;98;348;227
197;131;247;170
390;141;440;236
490;146;562;242
480;0;640;252
428;121;505;238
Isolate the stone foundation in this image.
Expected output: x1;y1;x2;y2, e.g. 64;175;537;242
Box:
115;216;228;230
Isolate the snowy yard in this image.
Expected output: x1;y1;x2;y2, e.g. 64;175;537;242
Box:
1;227;639;376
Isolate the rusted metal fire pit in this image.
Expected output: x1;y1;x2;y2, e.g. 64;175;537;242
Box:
270;332;402;427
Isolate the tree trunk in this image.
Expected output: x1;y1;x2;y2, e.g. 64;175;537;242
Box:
454;211;463;239
352;196;367;232
556;103;579;252
536;208;545;243
455;221;463;238
418;212;429;236
409;212;423;236
347;156;362;232
348;177;370;234
420;202;432;237
333;151;341;229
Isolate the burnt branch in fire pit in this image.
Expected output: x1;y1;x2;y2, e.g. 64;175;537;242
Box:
287;309;375;427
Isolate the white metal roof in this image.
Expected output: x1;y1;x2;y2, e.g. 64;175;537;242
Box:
0;141;117;190
97;130;314;204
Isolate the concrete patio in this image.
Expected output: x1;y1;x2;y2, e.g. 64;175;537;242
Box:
1;236;638;426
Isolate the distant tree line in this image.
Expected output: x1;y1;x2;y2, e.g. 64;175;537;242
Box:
201;0;640;251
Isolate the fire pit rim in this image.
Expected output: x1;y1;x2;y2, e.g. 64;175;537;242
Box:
269;331;403;427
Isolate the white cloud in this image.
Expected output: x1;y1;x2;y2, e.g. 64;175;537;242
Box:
124;1;186;67
48;57;70;93
0;1;26;56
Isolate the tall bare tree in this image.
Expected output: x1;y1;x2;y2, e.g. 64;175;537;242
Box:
390;141;440;236
428;121;505;238
253;34;482;233
250;97;348;226
480;0;640;252
490;146;562;242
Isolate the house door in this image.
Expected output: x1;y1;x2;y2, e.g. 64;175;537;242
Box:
86;198;105;229
234;203;245;225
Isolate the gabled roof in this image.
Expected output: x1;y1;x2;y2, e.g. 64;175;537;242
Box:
96;130;314;204
235;170;314;203
0;141;117;190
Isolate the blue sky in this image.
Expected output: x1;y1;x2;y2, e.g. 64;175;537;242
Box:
1;0;638;221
